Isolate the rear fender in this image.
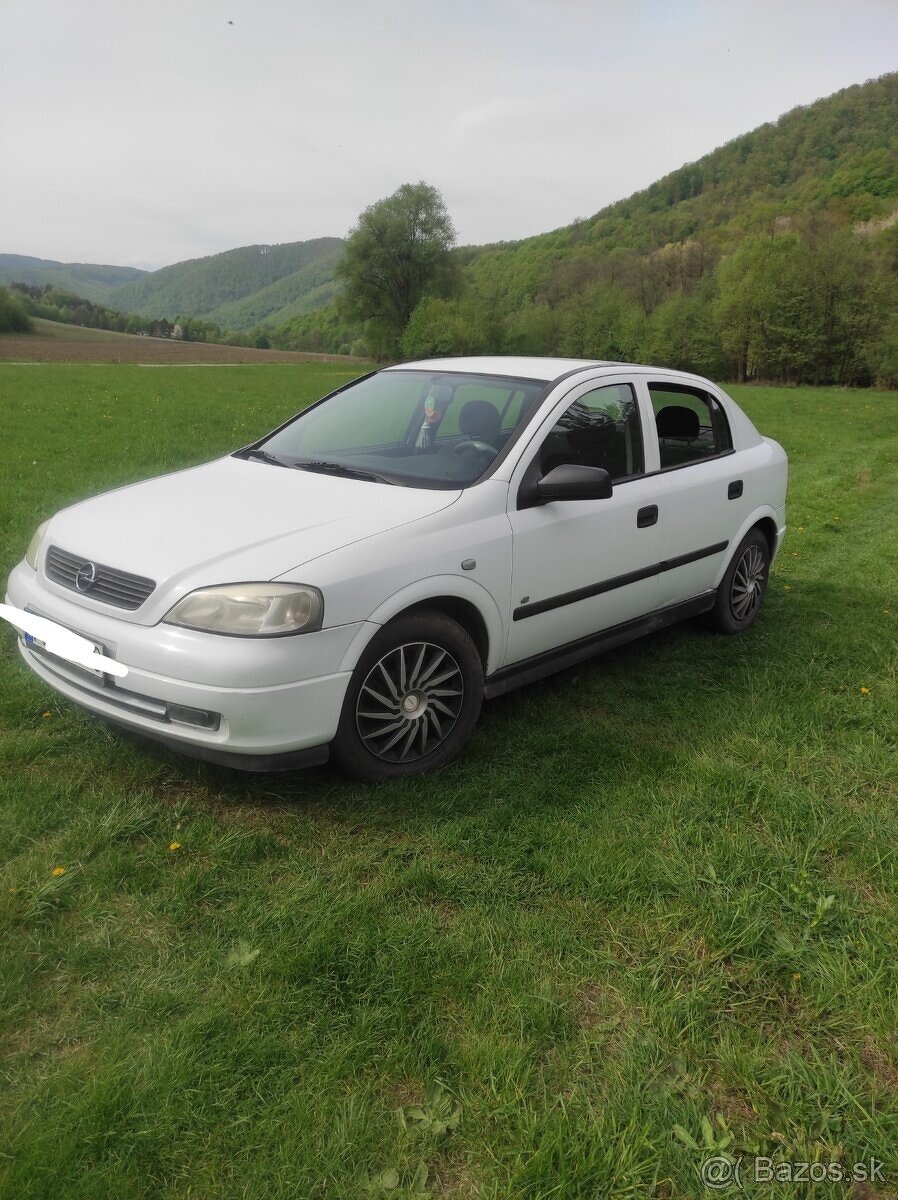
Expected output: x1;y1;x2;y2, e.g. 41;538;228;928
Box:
715;504;784;585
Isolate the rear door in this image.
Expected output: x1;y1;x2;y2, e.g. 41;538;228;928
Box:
635;377;750;607
504;375;664;666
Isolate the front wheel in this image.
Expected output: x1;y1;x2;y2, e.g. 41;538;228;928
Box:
331;610;484;782
705;528;771;635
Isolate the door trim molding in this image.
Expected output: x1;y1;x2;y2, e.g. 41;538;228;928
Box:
512;541;728;620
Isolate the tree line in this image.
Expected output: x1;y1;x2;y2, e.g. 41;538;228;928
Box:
6;283;274;349
266;183;898;387
11;282;177;338
6;203;896;384
0;285;33;333
401;217;898;387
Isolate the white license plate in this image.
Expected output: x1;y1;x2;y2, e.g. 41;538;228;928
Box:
24;628;107;679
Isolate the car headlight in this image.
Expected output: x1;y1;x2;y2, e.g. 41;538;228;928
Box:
25;520;51;570
163;583;324;636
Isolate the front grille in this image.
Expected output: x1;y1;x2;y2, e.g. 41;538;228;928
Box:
45;545;156;611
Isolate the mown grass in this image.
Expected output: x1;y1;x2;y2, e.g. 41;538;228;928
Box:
1;367;897;1199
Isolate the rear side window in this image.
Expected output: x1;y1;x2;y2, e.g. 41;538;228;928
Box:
649;383;732;469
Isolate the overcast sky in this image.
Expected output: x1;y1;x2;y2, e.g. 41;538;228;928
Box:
2;0;897;271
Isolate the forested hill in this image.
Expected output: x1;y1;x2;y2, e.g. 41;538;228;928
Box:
353;70;898;387
107;237;344;328
456;72;898;308
0;255;146;304
5;72;898;379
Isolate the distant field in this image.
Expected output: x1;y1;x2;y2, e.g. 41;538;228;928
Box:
0;318;362;365
1;368;897;1198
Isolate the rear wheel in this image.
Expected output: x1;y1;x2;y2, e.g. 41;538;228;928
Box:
331;611;484;782
705;528;771;634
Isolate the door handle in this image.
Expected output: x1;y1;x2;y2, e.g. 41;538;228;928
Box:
728;480;743;499
637;505;658;528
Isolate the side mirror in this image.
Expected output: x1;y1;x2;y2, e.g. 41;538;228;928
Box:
536;463;613;502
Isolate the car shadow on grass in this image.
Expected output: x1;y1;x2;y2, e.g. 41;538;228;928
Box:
95;576;890;830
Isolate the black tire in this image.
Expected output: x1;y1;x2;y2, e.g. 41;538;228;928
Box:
705;528;771;635
331;610;484;782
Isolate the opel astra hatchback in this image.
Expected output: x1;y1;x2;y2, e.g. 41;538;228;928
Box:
6;357;787;780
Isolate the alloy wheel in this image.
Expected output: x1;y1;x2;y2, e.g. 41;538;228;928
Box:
730;544;767;621
355;641;465;763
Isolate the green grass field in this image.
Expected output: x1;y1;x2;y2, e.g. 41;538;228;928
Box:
1;366;897;1199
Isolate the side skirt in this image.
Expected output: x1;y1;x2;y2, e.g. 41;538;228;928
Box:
484;591;716;699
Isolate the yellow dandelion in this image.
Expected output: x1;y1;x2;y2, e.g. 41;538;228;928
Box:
797;526;805;532
168;841;181;852
42;711;52;718
52;866;66;877
792;972;801;981
8;887;16;893
784;585;792;591
860;687;870;695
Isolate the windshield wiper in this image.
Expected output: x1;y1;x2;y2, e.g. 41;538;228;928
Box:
234;447;290;468
294;460;398;485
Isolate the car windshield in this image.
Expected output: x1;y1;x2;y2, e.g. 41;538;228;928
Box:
251;370;546;489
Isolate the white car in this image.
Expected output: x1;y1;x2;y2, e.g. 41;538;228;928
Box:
6;357;787;781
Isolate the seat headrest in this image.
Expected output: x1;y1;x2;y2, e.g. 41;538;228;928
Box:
458;399;501;441
656;405;700;439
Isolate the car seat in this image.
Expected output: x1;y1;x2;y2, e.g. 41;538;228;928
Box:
656;405;700;439
458;400;502;447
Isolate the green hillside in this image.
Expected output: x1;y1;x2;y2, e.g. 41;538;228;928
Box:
0;255;146;304
457;72;898;310
7;71;898;378
108;237;344;327
296;71;895;385
203;246;342;329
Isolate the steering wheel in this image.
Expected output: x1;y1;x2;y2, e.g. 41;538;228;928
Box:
453;439;497;455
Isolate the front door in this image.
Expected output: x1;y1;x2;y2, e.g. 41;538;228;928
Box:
504;378;663;667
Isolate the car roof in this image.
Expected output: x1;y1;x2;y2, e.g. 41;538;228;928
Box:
385;356;715;387
384;356;606;382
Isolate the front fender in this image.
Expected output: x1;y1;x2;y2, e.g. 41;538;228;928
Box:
337;573;507;677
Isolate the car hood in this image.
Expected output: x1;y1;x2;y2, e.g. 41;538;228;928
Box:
42;456;460;622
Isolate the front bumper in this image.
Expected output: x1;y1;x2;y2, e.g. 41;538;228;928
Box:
6;562;370;763
774;504;787;558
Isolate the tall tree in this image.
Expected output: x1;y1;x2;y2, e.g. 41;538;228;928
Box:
0;286;33;333
336;182;458;357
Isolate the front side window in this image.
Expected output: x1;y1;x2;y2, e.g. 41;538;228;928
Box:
535;382;644;481
649;383;733;469
252;370;545;489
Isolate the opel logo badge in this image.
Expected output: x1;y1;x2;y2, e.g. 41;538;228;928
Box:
75;561;97;592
